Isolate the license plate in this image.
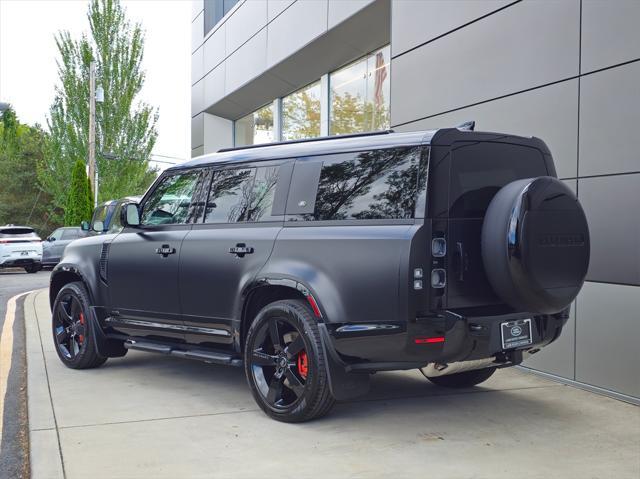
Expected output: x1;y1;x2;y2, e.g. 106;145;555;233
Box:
501;318;533;350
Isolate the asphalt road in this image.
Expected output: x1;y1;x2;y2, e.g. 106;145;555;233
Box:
0;269;51;479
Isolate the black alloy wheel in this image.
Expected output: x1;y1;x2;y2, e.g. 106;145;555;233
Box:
250;317;308;408
244;300;334;422
53;293;86;360
52;282;107;369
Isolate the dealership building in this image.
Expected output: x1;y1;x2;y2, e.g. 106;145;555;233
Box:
191;0;639;402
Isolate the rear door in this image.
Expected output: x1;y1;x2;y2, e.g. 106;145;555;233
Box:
107;169;204;340
179;161;290;348
445;141;549;309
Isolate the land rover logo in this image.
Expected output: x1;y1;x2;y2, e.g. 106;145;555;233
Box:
510;325;523;337
538;234;585;247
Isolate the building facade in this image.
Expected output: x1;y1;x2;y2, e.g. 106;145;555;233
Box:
191;0;639;402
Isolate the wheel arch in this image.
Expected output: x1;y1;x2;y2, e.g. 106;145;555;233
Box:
239;278;324;352
49;266;93;309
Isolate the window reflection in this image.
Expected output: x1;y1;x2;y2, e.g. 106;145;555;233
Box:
234;104;275;147
141;172;201;225
204;168;254;223
282;81;321;141
306;146;424;221
330;45;390;135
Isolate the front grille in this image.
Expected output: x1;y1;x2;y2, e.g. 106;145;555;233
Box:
99;242;110;283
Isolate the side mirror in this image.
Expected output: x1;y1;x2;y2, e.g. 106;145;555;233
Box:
121;203;141;227
48;236;55;242
80;221;90;231
92;220;105;233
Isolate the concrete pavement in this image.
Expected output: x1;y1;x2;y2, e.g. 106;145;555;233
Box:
24;288;640;479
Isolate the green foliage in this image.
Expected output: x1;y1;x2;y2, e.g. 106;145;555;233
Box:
64;160;93;226
0;108;58;237
41;0;158;224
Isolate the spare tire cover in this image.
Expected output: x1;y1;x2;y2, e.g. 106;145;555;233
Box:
481;177;590;314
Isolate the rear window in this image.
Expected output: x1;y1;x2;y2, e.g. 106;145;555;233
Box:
0;227;37;237
304;147;425;221
449;142;548;218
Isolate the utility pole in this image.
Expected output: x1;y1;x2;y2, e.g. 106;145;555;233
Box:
88;61;97;207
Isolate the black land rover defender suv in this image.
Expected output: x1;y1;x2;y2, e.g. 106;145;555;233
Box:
49;128;590;422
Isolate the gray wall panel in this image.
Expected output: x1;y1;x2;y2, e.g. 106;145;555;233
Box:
191;113;204;150
203;64;226;109
575;282;640;398
581;0;640;74
328;0;374;28
203;113;233;153
394;80;579;179
267;0;328;68
192;11;204;53
203;24;226;75
579;174;640;285
391;0;511;56
226;29;267;94
579;62;640;177
390;0;580;126
192;145;204;158
192;47;203;86
523;301;575;380
268;0;295;22
225;1;268;54
191;81;204;117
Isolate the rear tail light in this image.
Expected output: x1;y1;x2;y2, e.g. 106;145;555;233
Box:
431;268;446;288
415;336;445;344
431;238;446;257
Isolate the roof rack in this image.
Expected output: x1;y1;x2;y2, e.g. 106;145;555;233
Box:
217;130;395;153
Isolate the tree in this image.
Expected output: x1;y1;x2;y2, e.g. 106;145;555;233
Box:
64;160;93;226
0;108;57;237
41;0;158;224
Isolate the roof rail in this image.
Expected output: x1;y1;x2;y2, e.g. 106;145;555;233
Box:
217;130;395;153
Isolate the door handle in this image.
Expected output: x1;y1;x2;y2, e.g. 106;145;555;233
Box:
155;244;176;258
229;243;254;258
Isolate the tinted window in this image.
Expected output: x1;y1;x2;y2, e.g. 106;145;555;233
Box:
449;142;548;218
204;166;280;223
61;229;80;240
204;168;254;223
141;171;201;225
305;147;424;221
0;228;37;238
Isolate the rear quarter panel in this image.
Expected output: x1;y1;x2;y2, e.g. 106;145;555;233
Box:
261;223;416;324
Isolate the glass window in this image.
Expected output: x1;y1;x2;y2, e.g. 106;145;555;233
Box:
330;45;390;135
282;81;321;141
234;104;274;147
61;229;80;240
49;228;64;241
141;171;201;225
306;147;424;221
204;168;254;223
246;166;279;221
204;0;239;36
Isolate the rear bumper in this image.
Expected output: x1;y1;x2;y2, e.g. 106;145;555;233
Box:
325;309;569;370
0;257;42;268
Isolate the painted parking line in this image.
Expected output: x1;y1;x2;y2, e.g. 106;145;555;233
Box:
0;290;36;446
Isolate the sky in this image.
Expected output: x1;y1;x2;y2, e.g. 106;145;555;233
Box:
0;0;191;170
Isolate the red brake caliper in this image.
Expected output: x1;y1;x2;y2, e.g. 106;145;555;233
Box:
297;351;308;379
78;312;85;344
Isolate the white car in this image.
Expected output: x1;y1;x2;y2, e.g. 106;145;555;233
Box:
0;225;43;273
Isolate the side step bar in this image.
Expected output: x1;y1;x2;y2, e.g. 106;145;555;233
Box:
124;340;243;367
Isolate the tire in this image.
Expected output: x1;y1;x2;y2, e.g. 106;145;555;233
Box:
481;177;590;314
244;299;335;423
52;282;107;369
425;367;496;388
24;264;40;273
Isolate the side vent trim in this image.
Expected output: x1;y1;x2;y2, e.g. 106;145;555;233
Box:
99;242;110;283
